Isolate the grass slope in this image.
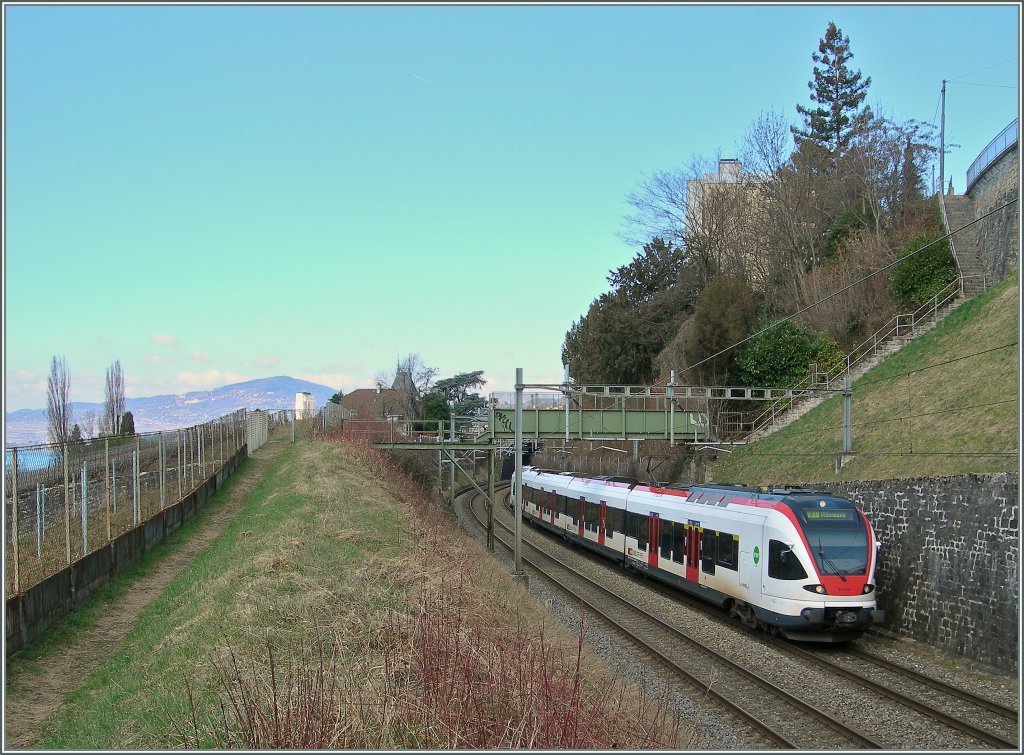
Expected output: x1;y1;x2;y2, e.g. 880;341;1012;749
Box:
29;440;686;749
711;272;1019;485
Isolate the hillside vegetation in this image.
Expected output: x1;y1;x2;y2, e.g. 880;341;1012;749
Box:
563;22;954;395
710;272;1019;485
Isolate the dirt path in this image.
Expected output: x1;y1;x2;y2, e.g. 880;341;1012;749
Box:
3;438;287;749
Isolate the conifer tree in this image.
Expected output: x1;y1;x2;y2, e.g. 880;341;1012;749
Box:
793;21;873;160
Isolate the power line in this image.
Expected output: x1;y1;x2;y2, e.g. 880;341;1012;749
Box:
947;57;1018;82
724;396;1016;439
678;198;1018;377
854;343;1017;387
718;451;1016;458
948;82;1016;89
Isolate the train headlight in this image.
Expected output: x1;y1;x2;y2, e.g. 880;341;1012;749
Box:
802;584;826;594
862;584;875;594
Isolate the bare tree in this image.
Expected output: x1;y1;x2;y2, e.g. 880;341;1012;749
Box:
740;109;844;305
621;153;765;288
374;354;438;418
46;355;73;446
80;410;97;439
103;359;125;437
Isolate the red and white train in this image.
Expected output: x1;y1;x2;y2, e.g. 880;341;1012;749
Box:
519;466;884;642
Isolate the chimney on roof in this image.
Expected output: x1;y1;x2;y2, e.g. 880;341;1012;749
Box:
719;158;741;182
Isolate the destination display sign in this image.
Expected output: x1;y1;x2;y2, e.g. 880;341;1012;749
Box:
804;510;855;521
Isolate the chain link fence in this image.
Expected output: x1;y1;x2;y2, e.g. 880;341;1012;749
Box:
4;409;246;595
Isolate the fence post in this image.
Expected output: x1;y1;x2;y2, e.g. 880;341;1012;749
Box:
36;483;43;561
842;375;853;454
63;444;71;565
12;447;20;594
105;437;111;542
177;430;183;501
112;448;117;515
136;434;142;523
81;460;88;554
159;433;166;510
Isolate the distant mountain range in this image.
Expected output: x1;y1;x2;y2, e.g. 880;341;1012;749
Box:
4;376;337;447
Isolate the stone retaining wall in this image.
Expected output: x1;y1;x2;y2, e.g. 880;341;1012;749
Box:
531;445;1018;673
822;473;1018;672
967;147;1019;281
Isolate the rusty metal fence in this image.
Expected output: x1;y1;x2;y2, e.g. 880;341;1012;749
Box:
4;409;246;596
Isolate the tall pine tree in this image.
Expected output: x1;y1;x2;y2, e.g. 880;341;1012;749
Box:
793;21;873;161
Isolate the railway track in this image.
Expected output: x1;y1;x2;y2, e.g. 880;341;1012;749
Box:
626;565;1019;749
793;645;1020;749
464;489;882;750
463;486;1019;750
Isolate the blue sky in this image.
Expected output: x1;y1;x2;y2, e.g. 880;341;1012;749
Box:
3;2;1020;412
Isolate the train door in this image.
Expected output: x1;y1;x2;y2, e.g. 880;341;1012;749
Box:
685;522;700;582
578;497;585;537
647;514;660;568
740;550;751;588
598;502;607;546
549;490;556;524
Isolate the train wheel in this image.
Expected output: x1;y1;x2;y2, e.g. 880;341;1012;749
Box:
730;601;759;629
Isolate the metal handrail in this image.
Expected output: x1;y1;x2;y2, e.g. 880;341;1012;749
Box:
938;191;962;293
745;278;963;436
966;119;1018;194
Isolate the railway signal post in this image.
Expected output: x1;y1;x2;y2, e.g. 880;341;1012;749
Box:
513;368;526;582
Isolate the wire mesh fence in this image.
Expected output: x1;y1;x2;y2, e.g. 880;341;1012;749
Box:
4;409;246;596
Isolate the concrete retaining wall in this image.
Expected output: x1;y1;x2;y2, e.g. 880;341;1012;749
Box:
5;445;247;658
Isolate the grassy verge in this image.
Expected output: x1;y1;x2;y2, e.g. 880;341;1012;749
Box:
5;454;253;677
31;440;688;749
711;272;1019;485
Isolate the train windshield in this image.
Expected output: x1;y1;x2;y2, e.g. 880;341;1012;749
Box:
790;498;869;576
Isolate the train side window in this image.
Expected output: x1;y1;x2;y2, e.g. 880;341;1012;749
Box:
716;532;738;570
671;522;686;564
768;539;808;580
603;507;616;535
658;518;671;559
607;507;624;535
701;529;717;575
627;512;648;549
585;499;599;532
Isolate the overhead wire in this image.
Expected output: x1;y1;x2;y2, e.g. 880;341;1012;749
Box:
946;57;1018;82
853;342;1017;387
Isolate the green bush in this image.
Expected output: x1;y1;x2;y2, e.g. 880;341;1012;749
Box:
889;233;956;306
735;323;847;387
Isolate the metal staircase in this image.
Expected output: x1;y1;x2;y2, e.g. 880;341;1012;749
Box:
941;193;989;296
742;278;966;442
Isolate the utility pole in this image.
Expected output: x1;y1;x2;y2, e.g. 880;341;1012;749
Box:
513;368;525;578
939;79;946;195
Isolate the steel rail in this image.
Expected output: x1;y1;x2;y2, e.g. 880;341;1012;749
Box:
781;643;1019;750
845;648;1018;721
464;490;885;750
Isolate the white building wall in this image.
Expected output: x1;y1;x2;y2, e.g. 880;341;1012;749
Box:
295;392;316;420
246;410;269;453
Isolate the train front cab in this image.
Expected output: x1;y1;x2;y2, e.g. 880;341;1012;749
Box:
756;494;884;642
